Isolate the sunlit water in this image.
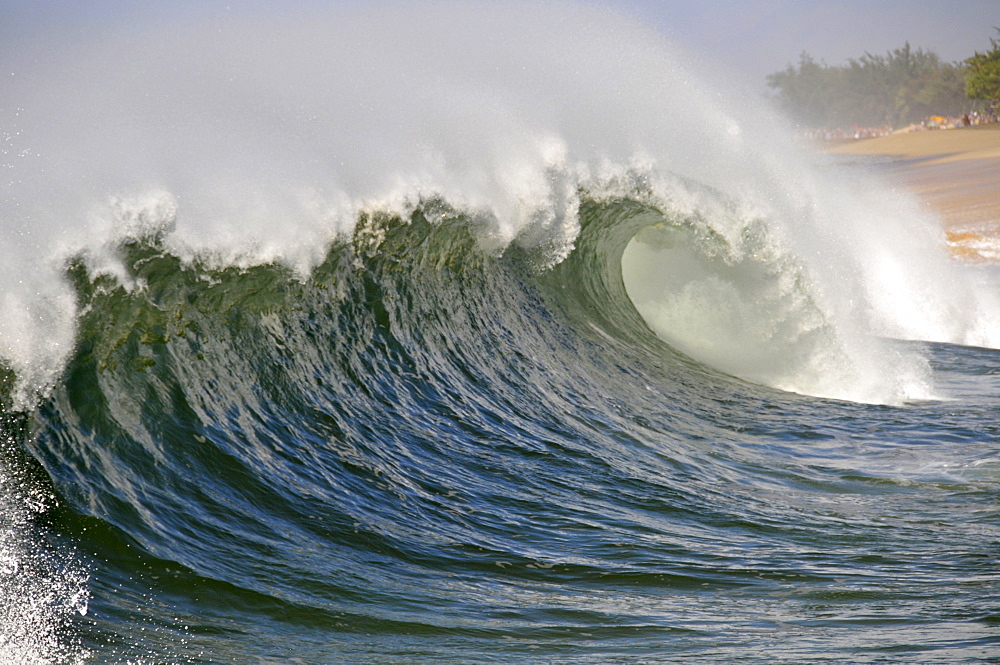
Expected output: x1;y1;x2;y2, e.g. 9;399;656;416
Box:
2;4;999;663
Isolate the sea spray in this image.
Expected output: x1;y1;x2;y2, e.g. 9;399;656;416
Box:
2;5;1000;663
1;0;997;409
618;158;972;402
0;419;90;664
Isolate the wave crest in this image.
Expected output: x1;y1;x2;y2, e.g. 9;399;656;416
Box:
1;2;999;410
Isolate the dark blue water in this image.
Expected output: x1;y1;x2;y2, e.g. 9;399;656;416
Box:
3;4;1000;662
2;199;999;664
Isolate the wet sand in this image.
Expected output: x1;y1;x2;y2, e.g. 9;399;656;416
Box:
828;124;1000;261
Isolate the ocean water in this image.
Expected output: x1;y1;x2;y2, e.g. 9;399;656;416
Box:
2;4;1000;663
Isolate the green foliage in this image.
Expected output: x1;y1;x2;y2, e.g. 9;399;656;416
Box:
767;43;970;128
965;29;1000;102
765;53;834;127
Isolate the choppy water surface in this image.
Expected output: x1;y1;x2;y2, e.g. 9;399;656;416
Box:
2;3;999;663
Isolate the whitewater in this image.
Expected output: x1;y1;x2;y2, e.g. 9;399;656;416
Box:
2;2;999;663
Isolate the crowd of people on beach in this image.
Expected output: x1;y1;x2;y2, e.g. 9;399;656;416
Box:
923;109;1000;129
806;107;999;142
804;126;893;141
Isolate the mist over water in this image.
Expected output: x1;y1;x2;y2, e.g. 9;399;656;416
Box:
3;4;1000;663
3;2;999;407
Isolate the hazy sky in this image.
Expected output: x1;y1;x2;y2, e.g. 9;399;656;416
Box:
3;0;999;92
617;0;1000;88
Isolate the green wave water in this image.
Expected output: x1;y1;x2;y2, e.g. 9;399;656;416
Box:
3;4;1000;662
4;197;1000;663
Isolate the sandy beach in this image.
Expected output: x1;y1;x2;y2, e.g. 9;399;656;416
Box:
827;124;1000;261
827;123;1000;164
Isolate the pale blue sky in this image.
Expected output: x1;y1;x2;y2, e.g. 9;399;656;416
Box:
3;0;999;91
618;0;1000;86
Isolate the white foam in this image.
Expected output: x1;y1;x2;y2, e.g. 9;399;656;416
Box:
1;1;998;407
620;156;1000;403
0;454;90;664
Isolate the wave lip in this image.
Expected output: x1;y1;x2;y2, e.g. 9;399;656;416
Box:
620;204;936;405
2;2;999;408
13;196;1000;662
2;5;1000;662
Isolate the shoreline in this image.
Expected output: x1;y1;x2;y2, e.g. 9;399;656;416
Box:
826;125;1000;261
826;123;1000;165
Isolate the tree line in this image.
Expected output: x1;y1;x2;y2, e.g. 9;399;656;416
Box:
766;30;1000;129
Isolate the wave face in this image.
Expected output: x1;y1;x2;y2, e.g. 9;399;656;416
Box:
3;3;1000;663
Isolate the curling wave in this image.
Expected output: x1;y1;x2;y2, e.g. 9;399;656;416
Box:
3;4;1000;662
2;2;997;411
